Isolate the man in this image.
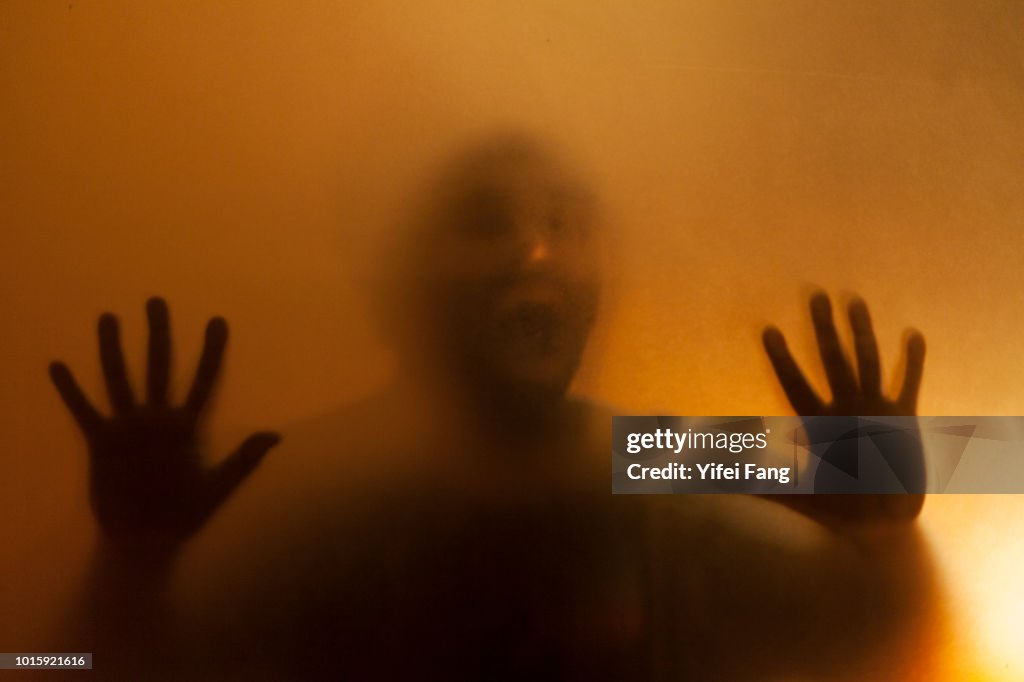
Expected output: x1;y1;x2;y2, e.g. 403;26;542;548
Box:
50;131;936;680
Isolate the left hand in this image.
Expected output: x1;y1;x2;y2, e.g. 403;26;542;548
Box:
762;292;925;417
761;292;927;524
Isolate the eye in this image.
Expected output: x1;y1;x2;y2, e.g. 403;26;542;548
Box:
548;198;592;241
549;206;566;233
457;189;515;238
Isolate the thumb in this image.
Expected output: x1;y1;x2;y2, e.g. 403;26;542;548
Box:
204;431;281;516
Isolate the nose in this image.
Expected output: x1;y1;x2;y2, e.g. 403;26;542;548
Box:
527;234;551;264
521;216;556;267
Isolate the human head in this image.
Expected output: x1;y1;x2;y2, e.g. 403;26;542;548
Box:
386;130;603;406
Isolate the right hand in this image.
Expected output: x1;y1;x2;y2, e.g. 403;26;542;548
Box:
49;297;279;545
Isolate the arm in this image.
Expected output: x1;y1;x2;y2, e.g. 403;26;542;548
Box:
645;492;938;680
760;292;926;527
49;297;279;645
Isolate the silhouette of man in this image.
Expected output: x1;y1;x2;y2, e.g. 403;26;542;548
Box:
49;131;934;680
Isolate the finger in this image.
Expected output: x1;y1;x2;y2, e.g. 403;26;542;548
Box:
203;432;280;516
184;316;227;418
848;298;881;396
809;292;857;401
897;331;926;412
762;327;825;415
98;313;136;413
48;361;103;434
146;297;172;406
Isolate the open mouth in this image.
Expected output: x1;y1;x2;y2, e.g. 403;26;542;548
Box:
502;302;563;352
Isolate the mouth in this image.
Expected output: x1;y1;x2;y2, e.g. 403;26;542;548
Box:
500;301;564;352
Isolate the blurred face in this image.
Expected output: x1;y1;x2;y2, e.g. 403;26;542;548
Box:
410;135;602;401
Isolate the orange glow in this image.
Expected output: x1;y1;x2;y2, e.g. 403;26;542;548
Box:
2;1;1023;678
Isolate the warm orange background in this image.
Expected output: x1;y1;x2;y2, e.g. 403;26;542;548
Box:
2;2;1023;678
